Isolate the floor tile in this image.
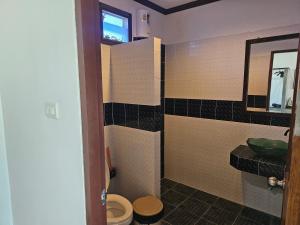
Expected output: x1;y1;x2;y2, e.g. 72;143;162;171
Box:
233;216;260;225
240;207;271;225
213;198;243;214
270;216;281;225
164;206;200;225
203;206;238;225
195;218;217;225
162;190;188;206
160;179;278;225
162;200;176;217
172;183;198;196
161;178;178;190
161;185;170;195
191;190;218;205
179;198;210;217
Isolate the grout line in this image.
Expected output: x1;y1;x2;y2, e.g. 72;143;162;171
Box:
199;100;202;118
186;99;188;116
124;104;127;126
173;99;175;115
111;103;115;124
214;100;217;119
231;101;234;121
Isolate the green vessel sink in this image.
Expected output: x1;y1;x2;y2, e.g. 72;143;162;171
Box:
247;138;288;158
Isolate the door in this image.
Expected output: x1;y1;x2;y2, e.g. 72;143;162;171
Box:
75;0;107;224
282;38;300;225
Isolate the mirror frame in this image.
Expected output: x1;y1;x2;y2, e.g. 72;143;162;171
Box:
243;33;300;116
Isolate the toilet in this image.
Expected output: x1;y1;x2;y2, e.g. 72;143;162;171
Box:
105;162;133;225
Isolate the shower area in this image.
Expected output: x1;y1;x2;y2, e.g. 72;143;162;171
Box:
101;37;162;201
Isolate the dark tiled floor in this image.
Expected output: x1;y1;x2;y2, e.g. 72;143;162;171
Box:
160;178;281;225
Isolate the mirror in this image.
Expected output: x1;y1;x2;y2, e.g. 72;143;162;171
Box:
244;33;299;114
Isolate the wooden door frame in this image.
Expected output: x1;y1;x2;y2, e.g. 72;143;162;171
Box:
75;0;107;225
282;38;300;225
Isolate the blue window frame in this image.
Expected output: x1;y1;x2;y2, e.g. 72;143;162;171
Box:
100;3;132;45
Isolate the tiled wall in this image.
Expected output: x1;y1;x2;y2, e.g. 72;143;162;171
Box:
110;37;161;105
101;38;162;201
104;126;160;201
163;25;300;217
165;24;300;100
101;44;112;103
103;103;161;132
165;115;287;217
248;54;270;96
247;95;267;109
164;98;290;127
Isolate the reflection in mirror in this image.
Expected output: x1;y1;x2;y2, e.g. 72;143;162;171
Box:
245;34;299;114
268;50;298;113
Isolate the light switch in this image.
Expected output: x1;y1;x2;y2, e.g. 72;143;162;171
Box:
45;102;60;120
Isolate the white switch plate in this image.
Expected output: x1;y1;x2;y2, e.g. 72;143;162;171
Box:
45;102;60;120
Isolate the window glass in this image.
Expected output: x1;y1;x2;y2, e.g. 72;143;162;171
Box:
102;10;129;43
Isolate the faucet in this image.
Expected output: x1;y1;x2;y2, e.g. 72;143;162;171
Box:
268;177;285;190
284;129;290;136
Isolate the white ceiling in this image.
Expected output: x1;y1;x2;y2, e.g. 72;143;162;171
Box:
149;0;195;9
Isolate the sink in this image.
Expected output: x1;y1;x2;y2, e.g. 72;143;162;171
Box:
247;138;288;158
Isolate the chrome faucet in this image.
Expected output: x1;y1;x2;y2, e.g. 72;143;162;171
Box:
268;177;285;189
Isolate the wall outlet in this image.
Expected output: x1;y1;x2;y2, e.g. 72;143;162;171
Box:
45;102;60;120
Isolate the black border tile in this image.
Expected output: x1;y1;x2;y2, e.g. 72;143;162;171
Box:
216;101;233;121
125;104;139;128
188;99;201;118
201;100;216;119
165;98;175;115
251;113;271;125
174;99;188;116
247;95;255;108
113;103;125;126
139;105;155;131
164;98;291;127
255;95;267;108
104;103;113;126
271;116;290;127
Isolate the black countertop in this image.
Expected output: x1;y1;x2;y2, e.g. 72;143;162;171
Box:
230;145;286;179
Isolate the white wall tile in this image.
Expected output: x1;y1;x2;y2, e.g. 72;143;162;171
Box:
165;24;300;100
104;126;160;202
101;44;112;103
110;38;161;105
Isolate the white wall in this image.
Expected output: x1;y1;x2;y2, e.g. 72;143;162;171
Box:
0;1;86;225
164;0;300;44
0;96;13;225
99;0;165;40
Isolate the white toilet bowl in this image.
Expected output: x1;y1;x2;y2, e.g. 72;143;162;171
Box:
107;194;133;225
105;161;133;225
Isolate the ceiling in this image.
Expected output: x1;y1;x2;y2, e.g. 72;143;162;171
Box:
149;0;195;9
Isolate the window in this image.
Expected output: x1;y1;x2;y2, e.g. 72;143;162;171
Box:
100;3;132;45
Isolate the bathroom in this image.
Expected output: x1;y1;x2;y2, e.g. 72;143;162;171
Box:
99;0;300;225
